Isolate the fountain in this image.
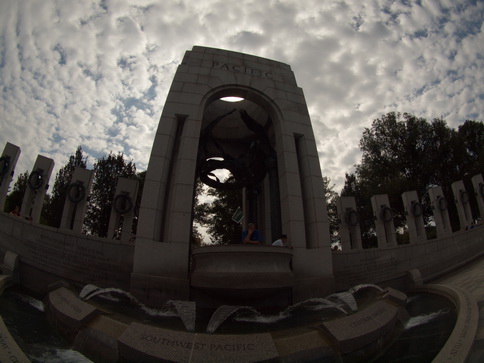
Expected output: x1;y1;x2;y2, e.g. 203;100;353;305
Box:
0;46;482;361
0;282;461;362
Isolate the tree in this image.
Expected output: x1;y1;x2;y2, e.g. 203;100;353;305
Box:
191;178;205;246
84;152;137;237
456;120;484;220
323;176;339;245
42;146;88;227
194;175;339;246
457;120;484;176
194;178;243;245
349;113;435;239
343;112;483;245
4;171;29;214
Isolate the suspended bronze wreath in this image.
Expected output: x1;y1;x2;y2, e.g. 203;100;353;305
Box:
113;192;133;214
437;196;447;211
344;208;359;227
67;182;86;204
380;206;394;223
411;201;423;217
197;109;274;190
28;169;44;190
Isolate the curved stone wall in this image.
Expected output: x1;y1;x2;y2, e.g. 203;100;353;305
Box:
0;213;134;294
332;227;484;291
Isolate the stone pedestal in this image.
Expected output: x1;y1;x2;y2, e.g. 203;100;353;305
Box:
471;174;484;219
336;196;362;250
107;177;139;241
451;180;473;230
402;191;426;243
428;186;452;237
371;194;396;247
0;142;21;212
21;155;54;222
60;167;94;232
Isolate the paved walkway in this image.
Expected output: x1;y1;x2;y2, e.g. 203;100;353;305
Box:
433;256;484;363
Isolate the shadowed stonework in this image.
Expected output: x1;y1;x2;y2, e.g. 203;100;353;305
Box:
132;46;333;308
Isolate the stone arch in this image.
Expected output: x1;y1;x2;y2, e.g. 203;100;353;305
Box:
131;46;334;305
196;85;285;242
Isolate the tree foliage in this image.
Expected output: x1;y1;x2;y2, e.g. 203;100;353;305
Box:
84;152;137;237
323;176;339;244
4;171;29;214
194;178;243;245
191;178;205;246
42;146;88;227
5;148;144;238
194;175;339;245
457;120;484;175
342;112;484;246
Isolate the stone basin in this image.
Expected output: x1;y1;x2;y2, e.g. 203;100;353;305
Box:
190;245;294;308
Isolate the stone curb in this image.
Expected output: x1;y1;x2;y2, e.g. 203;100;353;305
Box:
0;275;14;295
0;315;31;363
0;276;30;362
44;286;409;362
417;284;479;363
2;283;468;362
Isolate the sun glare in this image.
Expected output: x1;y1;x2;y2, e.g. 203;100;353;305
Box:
220;96;244;102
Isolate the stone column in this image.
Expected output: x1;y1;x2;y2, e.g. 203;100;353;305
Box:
60;167;94;232
108;177;139;241
428;186;452;238
471;174;484;219
0;142;21;212
21;155;54;223
371;194;396;247
402;191;426;243
451;180;473;230
336;196;362;250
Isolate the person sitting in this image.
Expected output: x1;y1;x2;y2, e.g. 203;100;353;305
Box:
272;234;290;247
10;206;21;217
242;223;261;244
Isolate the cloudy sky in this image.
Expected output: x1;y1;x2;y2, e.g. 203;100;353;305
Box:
0;0;482;192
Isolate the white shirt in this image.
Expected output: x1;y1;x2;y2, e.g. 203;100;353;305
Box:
272;239;284;246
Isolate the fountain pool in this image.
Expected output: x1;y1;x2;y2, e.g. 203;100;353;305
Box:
0;284;457;362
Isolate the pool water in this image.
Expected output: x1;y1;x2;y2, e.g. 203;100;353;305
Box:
371;293;457;362
0;287;456;362
0;286;92;363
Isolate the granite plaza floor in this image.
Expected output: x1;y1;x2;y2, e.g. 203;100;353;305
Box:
433;255;484;362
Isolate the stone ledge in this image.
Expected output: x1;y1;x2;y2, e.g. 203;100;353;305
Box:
42;284;415;362
317;299;405;354
417;284;479;363
45;286;103;340
0;275;14;295
0;316;30;363
118;322;279;363
272;329;334;361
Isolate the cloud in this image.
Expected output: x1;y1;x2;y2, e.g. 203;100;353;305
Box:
0;0;482;194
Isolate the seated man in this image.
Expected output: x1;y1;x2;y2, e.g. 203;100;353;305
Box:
272;234;288;247
242;223;261;244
